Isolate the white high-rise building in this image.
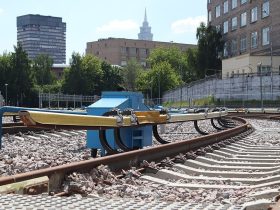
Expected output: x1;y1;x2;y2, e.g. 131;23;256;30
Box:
138;9;153;41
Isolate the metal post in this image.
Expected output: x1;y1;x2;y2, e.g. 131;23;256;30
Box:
48;92;51;108
259;62;263;109
57;93;59;109
158;74;160;105
271;41;273;100
80;95;82;108
5;84;8;106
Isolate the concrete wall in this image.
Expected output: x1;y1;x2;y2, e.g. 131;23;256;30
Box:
163;73;280;103
222;54;280;78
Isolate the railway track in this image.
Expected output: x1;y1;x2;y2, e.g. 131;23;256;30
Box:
0;115;280;209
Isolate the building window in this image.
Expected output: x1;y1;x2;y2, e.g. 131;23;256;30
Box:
208;0;211;3
240;36;247;52
262;1;270;18
224;42;229;57
224;1;229;13
241;0;247;5
232;0;237;9
262;27;270;45
216;5;221;18
231;17;237;30
223;21;229;34
251;31;258;49
231;39;237;55
208;11;212;22
251;7;258;23
240;12;247;27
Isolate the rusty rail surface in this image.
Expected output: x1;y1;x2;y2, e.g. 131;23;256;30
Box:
0;117;249;189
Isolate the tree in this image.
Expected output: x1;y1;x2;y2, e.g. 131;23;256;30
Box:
121;59;142;91
62;53;103;95
62;52;83;94
101;61;123;91
0;53;12;98
148;47;186;71
184;48;199;83
9;43;34;106
32;54;55;85
196;22;224;79
147;61;181;98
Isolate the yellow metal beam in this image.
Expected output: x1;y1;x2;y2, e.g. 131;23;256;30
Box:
19;110;228;129
19;111;132;128
135;111;167;124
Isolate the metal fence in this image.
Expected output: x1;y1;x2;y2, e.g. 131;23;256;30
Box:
163;72;280;108
0;93;3;107
38;92;100;109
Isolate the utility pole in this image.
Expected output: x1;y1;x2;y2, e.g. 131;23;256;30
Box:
5;84;8;106
258;62;263;109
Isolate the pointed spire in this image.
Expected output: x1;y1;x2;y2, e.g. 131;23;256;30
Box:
138;8;153;41
144;8;147;22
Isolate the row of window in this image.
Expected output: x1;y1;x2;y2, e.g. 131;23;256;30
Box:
209;0;269;21
224;27;270;56
216;3;269;35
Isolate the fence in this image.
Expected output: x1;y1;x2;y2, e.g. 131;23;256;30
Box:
0;93;3;107
163;72;280;108
38;92;100;109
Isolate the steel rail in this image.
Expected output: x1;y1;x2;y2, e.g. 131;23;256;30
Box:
0;117;249;188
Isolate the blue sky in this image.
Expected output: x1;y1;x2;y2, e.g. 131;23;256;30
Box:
0;0;207;63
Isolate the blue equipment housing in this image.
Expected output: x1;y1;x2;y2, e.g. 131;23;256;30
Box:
86;91;152;156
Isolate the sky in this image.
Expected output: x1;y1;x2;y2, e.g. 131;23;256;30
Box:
0;0;207;63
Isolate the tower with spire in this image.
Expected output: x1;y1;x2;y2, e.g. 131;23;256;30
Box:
138;8;153;41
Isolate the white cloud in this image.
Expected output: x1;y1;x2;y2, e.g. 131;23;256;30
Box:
96;19;138;33
171;16;207;34
0;8;4;15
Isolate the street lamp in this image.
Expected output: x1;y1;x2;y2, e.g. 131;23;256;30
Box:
258;62;263;109
5;84;8;106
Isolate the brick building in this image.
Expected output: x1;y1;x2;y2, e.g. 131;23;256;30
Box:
207;0;280;77
86;38;196;67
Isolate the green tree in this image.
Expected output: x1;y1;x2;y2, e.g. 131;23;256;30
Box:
101;61;123;91
81;54;103;94
148;61;181;98
62;52;83;94
9;43;34;106
196;22;224;79
32;54;55;85
148;46;191;84
62;53;103;95
184;48;199;83
0;53;12;99
121;59;142;91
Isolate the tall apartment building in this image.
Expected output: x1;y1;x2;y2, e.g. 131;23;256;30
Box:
207;0;280;77
17;14;66;64
86;38;196;67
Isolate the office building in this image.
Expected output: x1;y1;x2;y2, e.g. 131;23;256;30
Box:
86;38;196;67
17;14;66;64
207;0;280;77
138;9;153;41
